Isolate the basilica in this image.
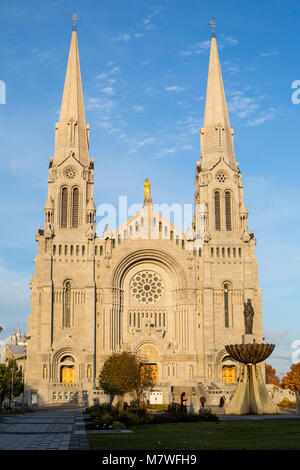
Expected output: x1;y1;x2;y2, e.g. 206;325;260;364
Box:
24;24;263;407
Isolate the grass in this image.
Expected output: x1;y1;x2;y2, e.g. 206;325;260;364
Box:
87;419;300;450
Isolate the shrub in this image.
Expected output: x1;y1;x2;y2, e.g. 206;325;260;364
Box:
198;408;218;421
111;421;127;430
147;404;168;412
86;403;112;415
101;412;115;425
118;412;141;426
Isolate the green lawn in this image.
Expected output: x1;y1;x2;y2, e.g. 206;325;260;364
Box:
87;419;300;450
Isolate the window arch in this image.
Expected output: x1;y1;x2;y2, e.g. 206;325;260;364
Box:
61;187;68;228
215;191;221;230
72;187;79;228
225;191;232;231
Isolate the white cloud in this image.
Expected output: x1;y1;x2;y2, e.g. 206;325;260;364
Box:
165;86;188;92
246;110;275;126
260;50;279;57
228;91;260;119
176;115;200;135
226;64;240;74
132;106;144;112
154;147;178;159
86;97;116;113
116;33;131;42
181;35;238;56
101;87;116;96
140;6;163;31
97;66;120;80
145;87;156;94
222;35;238;46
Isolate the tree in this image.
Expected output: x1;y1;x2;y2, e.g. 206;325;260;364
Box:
265;363;281;386
282;362;300;393
99;351;155;412
0;364;9;407
0;359;24;408
129;360;156;412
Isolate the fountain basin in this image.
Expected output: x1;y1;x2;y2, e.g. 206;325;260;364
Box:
225;343;275;365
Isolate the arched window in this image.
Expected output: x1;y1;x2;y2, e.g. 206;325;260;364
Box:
224;283;230;328
215;191;221;230
64;281;72;328
72;188;79;228
61;187;68;228
225;191;232;231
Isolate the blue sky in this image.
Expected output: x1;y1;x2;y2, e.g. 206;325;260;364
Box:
0;0;300;377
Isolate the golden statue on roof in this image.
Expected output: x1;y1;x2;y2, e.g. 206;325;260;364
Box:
144;178;151;200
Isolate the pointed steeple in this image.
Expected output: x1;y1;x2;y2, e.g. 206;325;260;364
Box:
53;28;89;166
200;33;236;170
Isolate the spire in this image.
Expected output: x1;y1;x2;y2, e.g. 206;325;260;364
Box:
200;30;236;170
53;26;89;166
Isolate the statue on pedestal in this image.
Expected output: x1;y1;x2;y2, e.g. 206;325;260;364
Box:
244;298;254;334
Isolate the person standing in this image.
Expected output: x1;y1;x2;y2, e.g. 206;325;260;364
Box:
180;392;187;414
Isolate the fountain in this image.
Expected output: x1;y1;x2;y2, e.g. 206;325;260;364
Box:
224;299;279;415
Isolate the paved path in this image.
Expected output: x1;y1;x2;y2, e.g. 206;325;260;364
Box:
0;408;89;450
209;405;300;420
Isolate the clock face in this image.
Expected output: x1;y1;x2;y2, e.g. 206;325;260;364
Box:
64;166;76;179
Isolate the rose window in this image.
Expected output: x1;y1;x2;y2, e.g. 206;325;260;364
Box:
216;173;226;183
64;167;76;179
130;271;164;304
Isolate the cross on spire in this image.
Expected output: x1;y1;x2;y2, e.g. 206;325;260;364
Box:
71;11;80;31
208;17;218;37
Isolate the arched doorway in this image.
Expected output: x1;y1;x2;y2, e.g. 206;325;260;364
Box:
60;355;75;384
221;356;236;383
222;365;236;383
139;344;159;384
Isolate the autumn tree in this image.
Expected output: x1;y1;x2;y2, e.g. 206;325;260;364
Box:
99;351;155;412
282;362;300;393
265;363;281;386
128;359;155;412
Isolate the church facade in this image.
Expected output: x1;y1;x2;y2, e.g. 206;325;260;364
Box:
25;26;263;407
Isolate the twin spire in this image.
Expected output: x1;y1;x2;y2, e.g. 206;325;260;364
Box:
53;18;235;172
53;27;89;166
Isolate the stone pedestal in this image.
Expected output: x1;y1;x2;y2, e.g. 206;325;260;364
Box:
224;339;280;415
225;363;279;415
242;334;260;344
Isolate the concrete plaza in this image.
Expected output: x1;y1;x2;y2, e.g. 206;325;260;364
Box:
0;408;89;450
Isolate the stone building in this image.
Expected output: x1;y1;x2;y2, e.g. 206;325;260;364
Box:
25;25;263;407
5;327;27;377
